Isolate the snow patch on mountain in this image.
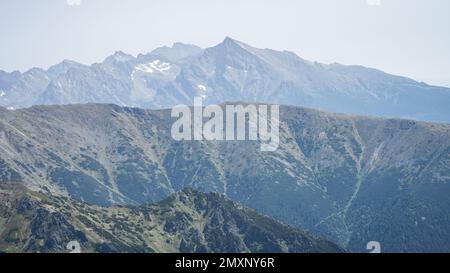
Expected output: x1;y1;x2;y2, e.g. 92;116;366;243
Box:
0;90;5;97
197;84;207;91
2;38;450;123
134;63;154;74
150;60;171;72
132;60;172;77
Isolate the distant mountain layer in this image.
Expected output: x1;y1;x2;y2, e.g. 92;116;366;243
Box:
0;103;449;252
0;184;342;253
1;38;450;123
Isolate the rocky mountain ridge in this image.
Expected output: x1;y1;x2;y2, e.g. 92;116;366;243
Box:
0;103;449;252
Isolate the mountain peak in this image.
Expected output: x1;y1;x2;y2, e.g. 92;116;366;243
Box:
171;42;201;50
104;51;134;63
208;37;254;56
0;183;343;253
48;59;84;77
221;36;247;47
147;43;203;62
223;36;236;43
61;59;77;64
213;37;262;57
113;50;130;56
178;187;197;196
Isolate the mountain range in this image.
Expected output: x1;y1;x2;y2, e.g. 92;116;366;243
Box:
1;103;449;252
0;183;342;253
1;38;450;123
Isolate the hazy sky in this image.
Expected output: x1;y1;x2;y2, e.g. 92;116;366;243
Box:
1;0;449;87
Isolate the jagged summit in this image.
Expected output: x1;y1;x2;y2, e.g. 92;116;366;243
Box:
221;36;242;45
0;184;343;253
213;36;253;52
47;59;86;77
1;38;449;122
148;42;203;63
104;50;135;64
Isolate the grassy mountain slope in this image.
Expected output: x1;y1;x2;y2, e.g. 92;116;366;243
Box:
0;103;449;252
0;183;342;253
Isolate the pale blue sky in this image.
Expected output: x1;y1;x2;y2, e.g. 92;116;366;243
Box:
1;0;449;87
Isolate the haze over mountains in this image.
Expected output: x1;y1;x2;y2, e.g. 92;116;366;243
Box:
1;38;450;123
1;37;449;253
1;103;449;252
